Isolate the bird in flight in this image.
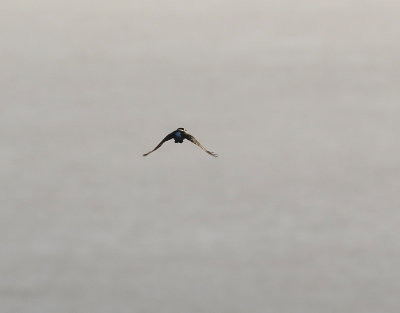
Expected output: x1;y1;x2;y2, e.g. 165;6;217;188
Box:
143;128;218;157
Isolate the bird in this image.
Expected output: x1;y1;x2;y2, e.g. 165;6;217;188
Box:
143;128;218;157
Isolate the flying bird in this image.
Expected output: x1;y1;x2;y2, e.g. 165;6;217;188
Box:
143;128;218;157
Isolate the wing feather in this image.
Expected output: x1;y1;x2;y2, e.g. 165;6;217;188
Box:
184;133;218;157
142;132;174;156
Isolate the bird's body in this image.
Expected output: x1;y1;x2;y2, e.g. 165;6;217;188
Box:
143;128;218;157
174;130;184;143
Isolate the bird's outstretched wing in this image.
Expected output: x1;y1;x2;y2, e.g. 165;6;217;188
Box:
184;133;218;157
143;132;175;156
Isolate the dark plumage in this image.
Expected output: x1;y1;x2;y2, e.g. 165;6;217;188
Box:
143;128;218;157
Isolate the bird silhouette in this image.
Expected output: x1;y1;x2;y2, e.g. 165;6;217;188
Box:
143;128;218;157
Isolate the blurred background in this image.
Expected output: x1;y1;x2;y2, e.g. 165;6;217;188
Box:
1;0;400;312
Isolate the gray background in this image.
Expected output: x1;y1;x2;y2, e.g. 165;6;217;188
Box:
1;1;400;312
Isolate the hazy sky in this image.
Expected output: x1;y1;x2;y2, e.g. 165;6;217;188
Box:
1;1;400;312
